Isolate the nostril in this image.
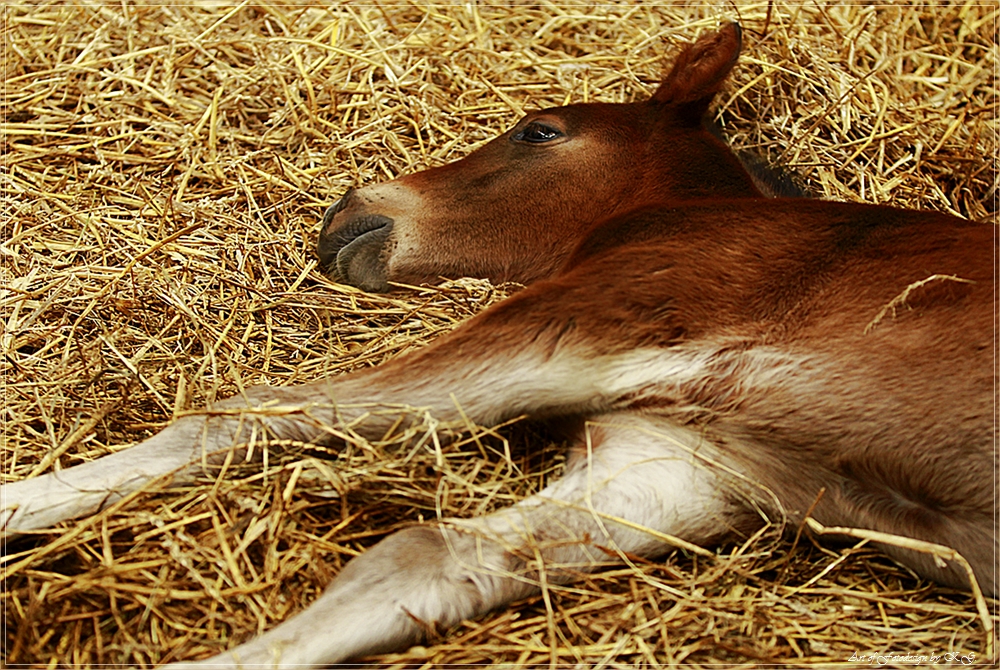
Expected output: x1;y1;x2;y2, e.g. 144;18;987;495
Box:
321;188;356;229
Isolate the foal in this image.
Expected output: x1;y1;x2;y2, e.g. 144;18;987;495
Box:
2;23;993;667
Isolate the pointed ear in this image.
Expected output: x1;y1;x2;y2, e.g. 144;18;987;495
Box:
651;23;742;121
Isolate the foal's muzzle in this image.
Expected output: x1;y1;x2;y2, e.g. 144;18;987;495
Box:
317;189;395;292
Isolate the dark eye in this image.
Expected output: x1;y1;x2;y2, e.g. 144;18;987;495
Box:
512;121;563;144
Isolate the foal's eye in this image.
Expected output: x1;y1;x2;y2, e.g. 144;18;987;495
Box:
513;122;563;144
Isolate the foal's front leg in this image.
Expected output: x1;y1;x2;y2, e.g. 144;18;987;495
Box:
170;417;743;668
0;383;343;533
3;276;686;535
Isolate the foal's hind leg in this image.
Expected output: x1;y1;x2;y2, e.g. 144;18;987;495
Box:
169;416;752;668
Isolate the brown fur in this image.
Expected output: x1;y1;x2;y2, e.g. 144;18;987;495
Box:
318;23;995;595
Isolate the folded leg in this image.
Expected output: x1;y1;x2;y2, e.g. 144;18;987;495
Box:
168;415;753;667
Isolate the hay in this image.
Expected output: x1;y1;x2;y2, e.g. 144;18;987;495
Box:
2;1;996;667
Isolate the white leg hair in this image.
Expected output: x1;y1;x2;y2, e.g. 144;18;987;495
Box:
1;384;330;533
165;415;738;668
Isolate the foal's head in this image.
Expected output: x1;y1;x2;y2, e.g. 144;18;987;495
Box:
318;23;759;292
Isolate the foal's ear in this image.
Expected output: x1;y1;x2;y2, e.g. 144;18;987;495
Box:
651;23;742;122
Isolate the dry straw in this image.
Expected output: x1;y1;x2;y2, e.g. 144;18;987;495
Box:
2;1;996;667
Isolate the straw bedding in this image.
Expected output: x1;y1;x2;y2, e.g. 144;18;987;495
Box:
2;1;996;667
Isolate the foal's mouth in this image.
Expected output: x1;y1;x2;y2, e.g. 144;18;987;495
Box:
317;211;395;292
